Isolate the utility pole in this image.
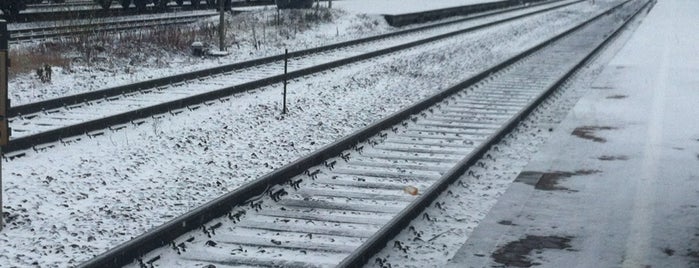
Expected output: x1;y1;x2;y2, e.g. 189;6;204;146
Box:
218;0;225;51
0;20;9;232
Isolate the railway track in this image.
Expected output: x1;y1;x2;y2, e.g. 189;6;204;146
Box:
3;0;583;155
11;0;273;23
76;0;651;267
25;0;267;9
26;0;100;9
8;10;218;43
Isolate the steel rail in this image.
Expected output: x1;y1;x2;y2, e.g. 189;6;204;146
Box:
27;0;99;9
3;0;581;153
76;0;640;267
8;12;217;42
7;0;571;117
10;0;274;23
12;7;193;23
338;0;652;266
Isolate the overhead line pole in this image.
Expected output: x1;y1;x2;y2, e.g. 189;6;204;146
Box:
0;20;9;232
218;0;225;51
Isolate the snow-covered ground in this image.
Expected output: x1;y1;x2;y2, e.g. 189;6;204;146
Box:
0;1;617;267
9;6;394;105
8;0;555;106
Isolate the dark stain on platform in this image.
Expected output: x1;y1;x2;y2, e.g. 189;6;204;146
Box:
606;95;628;99
572;126;617;143
663;248;675;256
537;173;572;191
688;249;699;265
492;235;573;267
516;171;600;191
598;155;629;161
535;170;601;192
498;220;517;226
515;171;545;186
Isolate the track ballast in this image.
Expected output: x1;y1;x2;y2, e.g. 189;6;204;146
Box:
75;0;650;267
4;0;582;155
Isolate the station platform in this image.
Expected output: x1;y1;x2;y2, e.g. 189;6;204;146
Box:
447;0;699;267
332;0;496;15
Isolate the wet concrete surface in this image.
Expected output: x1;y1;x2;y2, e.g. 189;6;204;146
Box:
446;1;699;264
447;0;699;266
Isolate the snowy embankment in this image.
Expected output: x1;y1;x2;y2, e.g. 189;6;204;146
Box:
1;1;611;267
9;7;392;105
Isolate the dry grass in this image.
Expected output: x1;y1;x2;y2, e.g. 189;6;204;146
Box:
220;7;339;49
9;7;340;79
9;46;71;79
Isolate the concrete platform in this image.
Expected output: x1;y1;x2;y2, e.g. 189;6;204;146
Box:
447;0;699;267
